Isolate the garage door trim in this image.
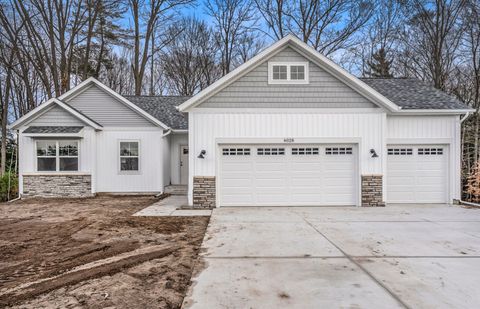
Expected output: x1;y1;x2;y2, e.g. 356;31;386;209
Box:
216;138;361;207
386;143;450;204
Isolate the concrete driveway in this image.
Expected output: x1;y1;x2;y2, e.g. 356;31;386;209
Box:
182;204;480;309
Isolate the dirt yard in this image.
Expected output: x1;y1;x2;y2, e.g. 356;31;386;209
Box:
0;196;209;308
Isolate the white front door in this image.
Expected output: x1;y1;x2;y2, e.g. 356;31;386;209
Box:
180;145;189;185
219;144;357;206
387;145;448;203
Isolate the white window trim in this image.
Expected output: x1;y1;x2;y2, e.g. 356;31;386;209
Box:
35;140;80;173
118;139;141;175
268;62;309;84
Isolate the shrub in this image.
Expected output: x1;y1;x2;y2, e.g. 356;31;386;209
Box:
0;172;18;202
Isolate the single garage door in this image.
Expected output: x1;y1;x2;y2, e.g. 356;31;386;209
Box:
387;145;448;203
219;144;357;206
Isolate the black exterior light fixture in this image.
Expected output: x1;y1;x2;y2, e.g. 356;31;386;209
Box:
370;149;378;158
198;150;206;159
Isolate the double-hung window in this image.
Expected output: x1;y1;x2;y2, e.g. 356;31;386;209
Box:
119;141;140;172
268;62;309;84
36;140;79;172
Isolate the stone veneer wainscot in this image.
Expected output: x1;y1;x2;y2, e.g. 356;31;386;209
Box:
193;176;216;208
22;174;93;198
361;175;385;207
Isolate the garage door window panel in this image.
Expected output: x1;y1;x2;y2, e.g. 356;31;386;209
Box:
257;148;285;155
325;147;353;155
418;148;443;155
222;148;251;156
388;148;413;155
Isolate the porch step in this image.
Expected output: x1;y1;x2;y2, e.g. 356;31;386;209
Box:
164;185;187;195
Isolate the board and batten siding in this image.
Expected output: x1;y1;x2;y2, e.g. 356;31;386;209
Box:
188;111;385;204
27;105;85;126
199;47;378;109
95;130;164;193
66;85;155;127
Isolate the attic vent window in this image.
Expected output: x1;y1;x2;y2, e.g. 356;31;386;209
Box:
268;62;309;84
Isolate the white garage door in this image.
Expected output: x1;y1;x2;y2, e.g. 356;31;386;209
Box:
219;144;357;206
387;145;448;203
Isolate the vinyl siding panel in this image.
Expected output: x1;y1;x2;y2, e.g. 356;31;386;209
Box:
95;130;164;192
27;105;85;126
66;85;155;127
200;47;377;108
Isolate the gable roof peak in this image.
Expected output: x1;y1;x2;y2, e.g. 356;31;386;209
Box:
177;35;401;112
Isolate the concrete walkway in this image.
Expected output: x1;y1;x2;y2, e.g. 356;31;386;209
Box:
133;195;211;217
182;204;480;308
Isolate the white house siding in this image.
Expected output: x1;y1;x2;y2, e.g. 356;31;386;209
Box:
199;47;378;109
65;85;155;127
170;133;188;185
188;110;386;205
18;126;96;195
95;129;164;193
386;115;461;202
27;105;85;126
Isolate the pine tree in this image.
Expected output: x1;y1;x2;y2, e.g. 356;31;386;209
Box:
466;160;480;203
367;48;394;78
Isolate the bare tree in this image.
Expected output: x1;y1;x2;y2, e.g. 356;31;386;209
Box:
398;0;466;90
205;0;258;74
127;0;192;95
161;17;219;95
255;0;374;56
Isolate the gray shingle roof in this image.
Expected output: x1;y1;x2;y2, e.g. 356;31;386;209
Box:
125;96;190;130
360;78;470;110
24;126;84;134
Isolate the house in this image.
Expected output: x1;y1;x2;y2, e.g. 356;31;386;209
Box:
10;35;474;207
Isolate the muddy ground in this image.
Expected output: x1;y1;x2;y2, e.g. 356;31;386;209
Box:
0;196;209;309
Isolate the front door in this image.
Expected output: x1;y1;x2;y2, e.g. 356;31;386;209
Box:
180;145;189;185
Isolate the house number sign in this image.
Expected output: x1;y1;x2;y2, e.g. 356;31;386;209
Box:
283;138;295;143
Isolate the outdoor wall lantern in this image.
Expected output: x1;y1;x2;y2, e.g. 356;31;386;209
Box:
370;149;379;158
198;150;206;159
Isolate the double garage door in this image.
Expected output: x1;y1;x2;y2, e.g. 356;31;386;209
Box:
219;144;357;206
387;145;448;203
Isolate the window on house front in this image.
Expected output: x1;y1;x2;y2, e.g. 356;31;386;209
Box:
290;65;305;80
36;140;79;172
269;62;309;84
120;141;139;171
272;65;288;80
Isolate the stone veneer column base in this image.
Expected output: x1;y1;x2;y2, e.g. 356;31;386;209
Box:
22;174;93;198
361;175;385;207
193;176;216;208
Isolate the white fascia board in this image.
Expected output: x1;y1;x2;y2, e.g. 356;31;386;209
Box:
9;98;102;130
171;129;188;134
22;133;84;138
396;109;475;115
178;34;402;113
59;77;171;130
191;107;384;114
